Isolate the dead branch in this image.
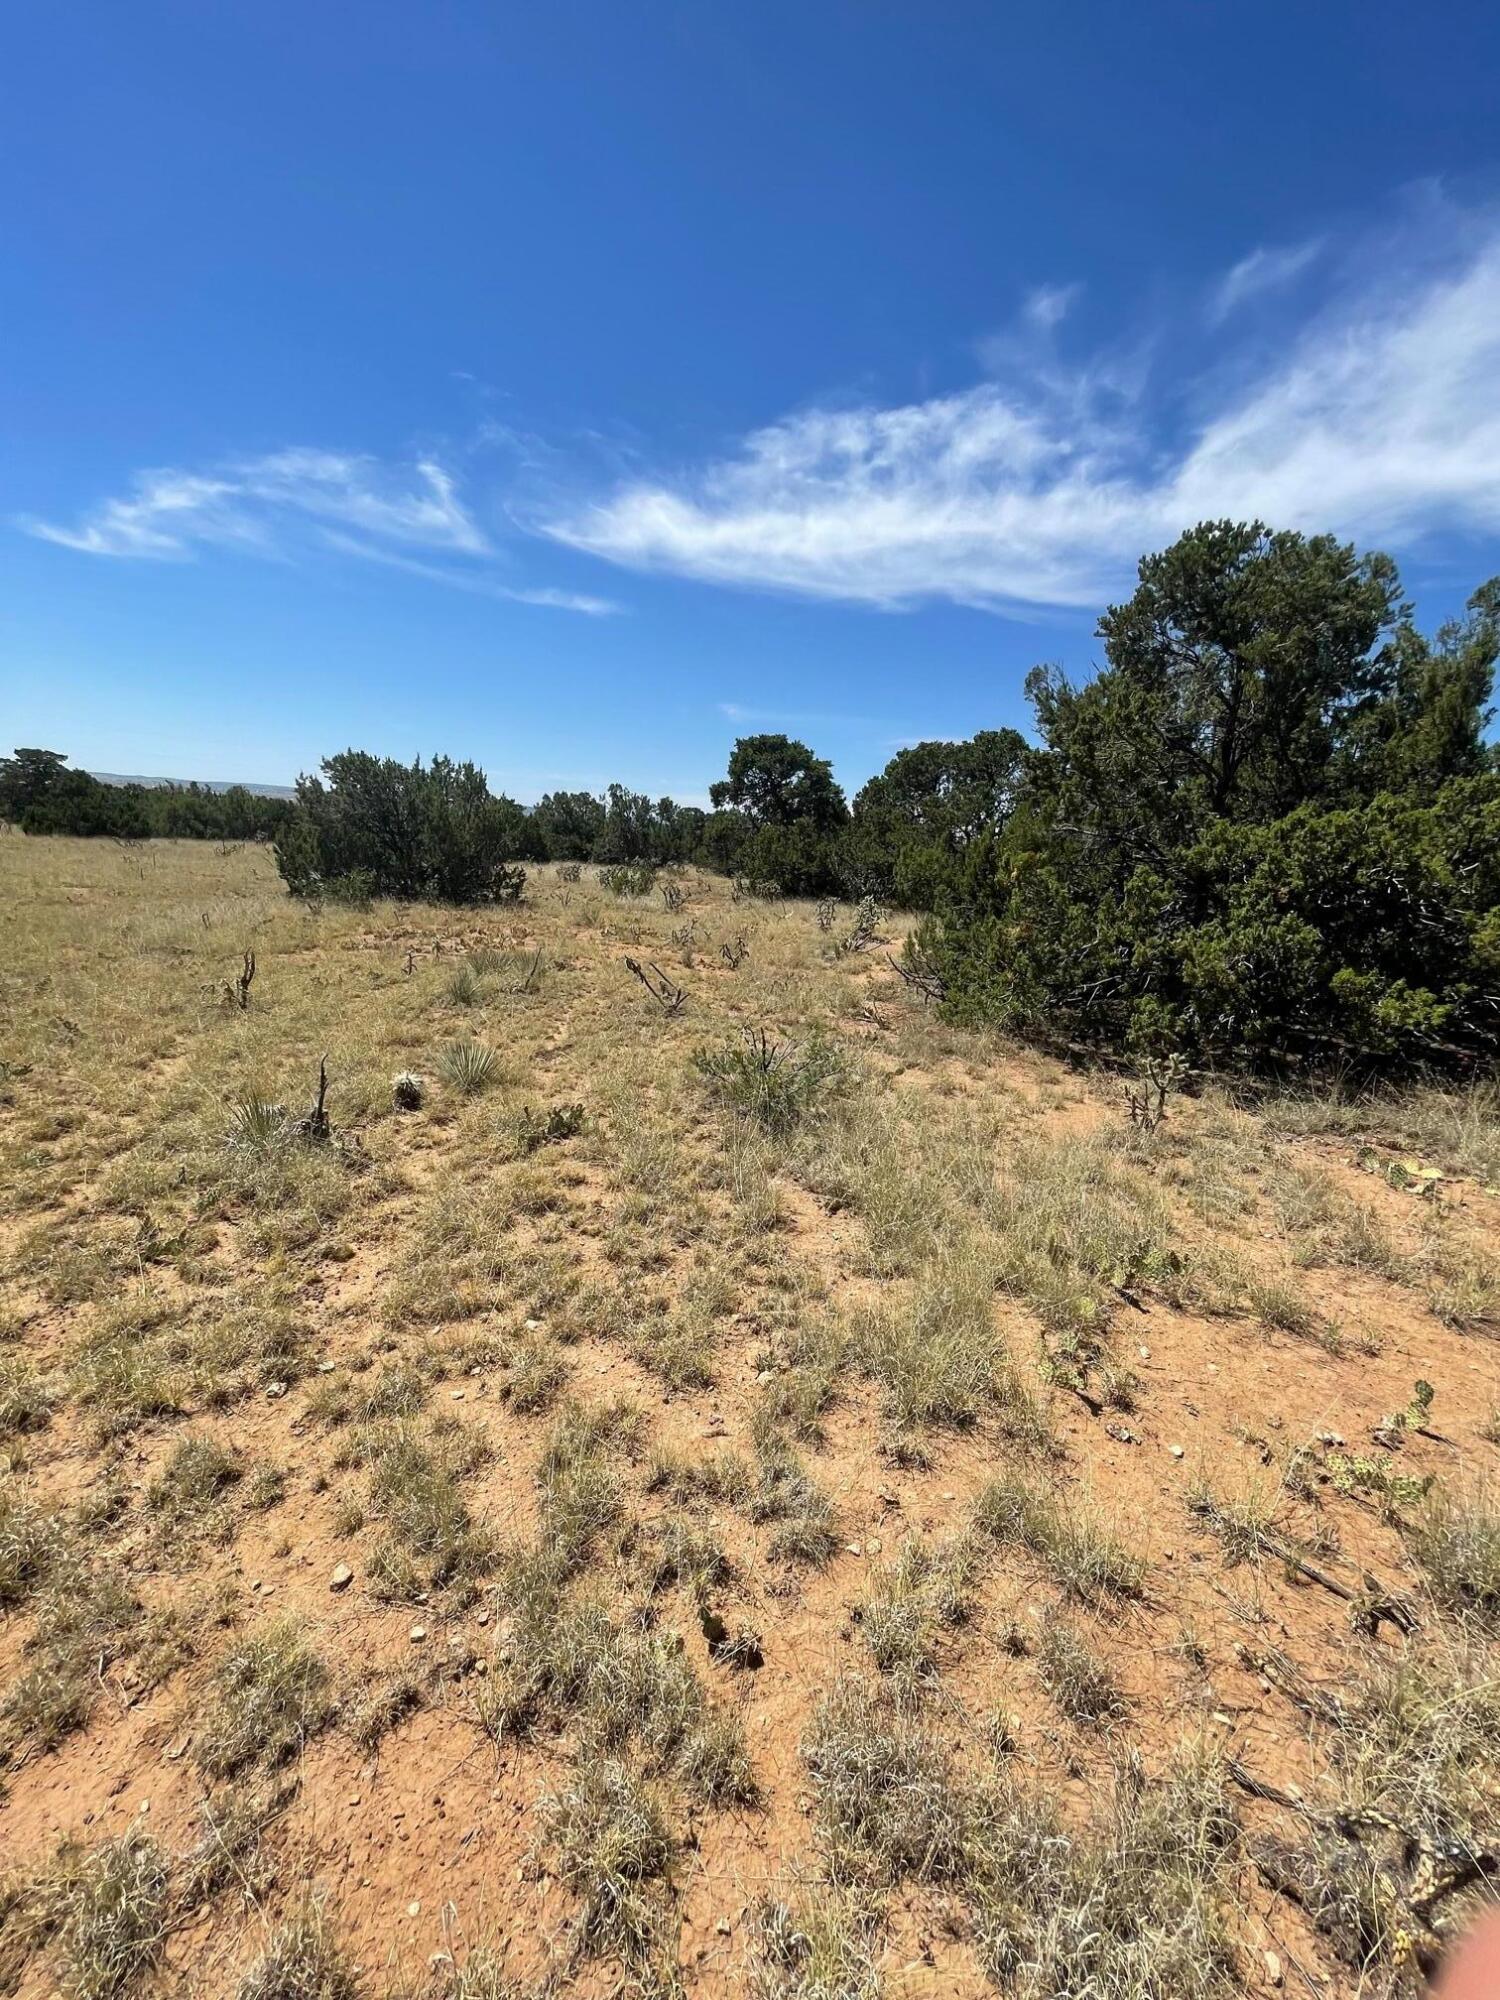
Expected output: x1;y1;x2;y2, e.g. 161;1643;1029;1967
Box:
624;955;686;1016
885;950;944;1004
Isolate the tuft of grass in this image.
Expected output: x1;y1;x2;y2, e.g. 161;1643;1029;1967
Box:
42;1836;170;2000
501;1332;570;1414
747;1439;839;1565
437;1039;499;1097
970;1748;1237;2000
235;1897;359;2000
974;1470;1146;1603
485;1563;756;1805
754;1883;881;2000
857;1533;983;1700
3;1571;167;1752
542;1758;675;1976
803;1678;975;1884
195;1619;332;1779
0;1353;53;1437
1264;1079;1500;1186
1035;1619;1124;1725
68;1298;185;1442
537;1400;639;1571
0;1483;64;1607
361;1419;494;1599
1406;1480;1500;1623
446;962;485;1007
147;1434;243;1538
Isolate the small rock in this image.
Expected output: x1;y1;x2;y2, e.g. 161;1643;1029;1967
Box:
1211;1709;1232;1724
265;1381;287;1399
138;1799;151;1815
865;1535;881;1554
844;1542;863;1557
1264;1949;1283;1987
330;1564;354;1592
409;1625;428;1643
348;1795;361;1807
475;1608;491;1627
317;1360;336;1373
1138;1345;1151;1359
450;1389;465;1400
715;1917;732;1936
407;1900;422;1918
1169;1445;1185;1459
756;1369;774;1384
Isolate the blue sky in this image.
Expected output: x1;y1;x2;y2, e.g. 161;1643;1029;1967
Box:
5;2;1499;802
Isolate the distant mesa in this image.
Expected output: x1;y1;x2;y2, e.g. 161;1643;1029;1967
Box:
90;771;296;800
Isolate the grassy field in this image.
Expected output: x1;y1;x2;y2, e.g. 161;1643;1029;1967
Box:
1;833;1498;1999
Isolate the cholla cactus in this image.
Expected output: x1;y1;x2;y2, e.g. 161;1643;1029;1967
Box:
392;1071;424;1112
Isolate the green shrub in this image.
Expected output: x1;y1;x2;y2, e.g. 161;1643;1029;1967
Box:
694;1027;851;1135
598;861;657;897
928;526;1500;1070
276;751;528;905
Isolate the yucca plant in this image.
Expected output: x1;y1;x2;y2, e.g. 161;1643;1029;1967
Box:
438;1040;498;1097
391;1071;424;1112
225;1094;290;1154
446;963;484;1007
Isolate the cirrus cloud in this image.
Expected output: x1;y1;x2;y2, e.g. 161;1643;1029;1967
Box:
20;445;621;614
543;207;1500;615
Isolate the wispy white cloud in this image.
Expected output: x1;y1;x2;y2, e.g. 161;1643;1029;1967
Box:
23;450;485;559
1022;281;1083;331
1208;238;1322;324
546;206;1500;615
20;446;611;614
319;531;622;614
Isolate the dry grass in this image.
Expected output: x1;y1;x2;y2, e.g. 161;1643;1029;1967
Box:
2;837;1499;1998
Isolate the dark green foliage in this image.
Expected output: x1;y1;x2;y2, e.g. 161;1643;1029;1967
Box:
0;749;290;843
531;788;606;860
275;751;527;904
736;819;845;897
927;523;1500;1068
844;730;1028;906
711;734;848;831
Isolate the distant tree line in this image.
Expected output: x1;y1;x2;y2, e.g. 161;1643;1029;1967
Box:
0;749;293;841
11;517;1498;1068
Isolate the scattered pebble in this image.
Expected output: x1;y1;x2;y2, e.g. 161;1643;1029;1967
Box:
409;1625;428;1643
450;1388;465;1400
715;1917;732;1936
407;1900;422;1918
1264;1949;1283;1987
1169;1445;1185;1458
330;1564;354;1592
865;1535;881;1554
844;1542;863;1556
